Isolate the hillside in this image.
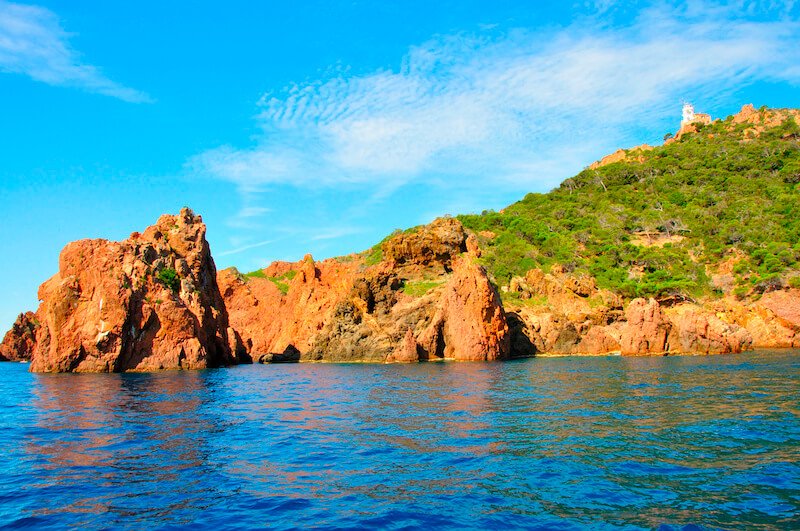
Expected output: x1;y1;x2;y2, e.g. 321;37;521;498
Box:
459;104;800;302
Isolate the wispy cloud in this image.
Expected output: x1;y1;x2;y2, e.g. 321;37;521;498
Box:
226;205;272;230
0;0;150;102
310;226;364;241
217;238;277;257
192;2;800;197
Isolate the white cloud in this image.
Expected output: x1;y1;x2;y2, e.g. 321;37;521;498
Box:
0;0;149;102
226;205;272;230
192;2;800;197
217;238;276;257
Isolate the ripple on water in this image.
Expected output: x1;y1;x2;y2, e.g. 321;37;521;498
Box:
0;351;799;529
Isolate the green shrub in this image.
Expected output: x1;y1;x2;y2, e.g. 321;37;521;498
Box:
402;280;442;297
267;278;290;295
156;268;180;293
364;247;383;266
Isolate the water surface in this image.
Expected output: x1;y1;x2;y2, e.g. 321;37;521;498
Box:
1;351;799;529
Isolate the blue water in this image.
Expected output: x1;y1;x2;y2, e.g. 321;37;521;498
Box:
1;351;799;530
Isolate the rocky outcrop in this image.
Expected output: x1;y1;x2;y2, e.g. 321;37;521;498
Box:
503;265;623;357
504;272;797;357
6;207;797;369
381;217;467;271
220;218;508;363
415;257;509;361
711;290;800;349
0;312;39;362
758;289;800;330
26;208;241;372
218;256;360;361
732;104;800;134
589;144;654;169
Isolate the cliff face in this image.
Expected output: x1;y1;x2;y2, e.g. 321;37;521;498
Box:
219;218;509;363
3;208;243;372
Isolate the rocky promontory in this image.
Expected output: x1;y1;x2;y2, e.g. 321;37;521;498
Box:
2;208;244;372
1;212;798;372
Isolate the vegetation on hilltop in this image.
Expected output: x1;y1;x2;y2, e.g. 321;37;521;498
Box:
459;111;800;300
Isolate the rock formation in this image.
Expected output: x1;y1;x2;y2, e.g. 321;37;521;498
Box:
219;218;509;363
500;278;791;358
0;312;38;362
666;306;752;354
10;208;242;372
3;211;798;369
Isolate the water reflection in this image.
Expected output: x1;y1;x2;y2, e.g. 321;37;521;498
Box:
26;371;222;526
0;351;797;529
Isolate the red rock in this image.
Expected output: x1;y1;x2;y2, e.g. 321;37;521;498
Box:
381;217;467;269
575;326;621;355
620;298;671;355
387;328;419;363
220;218;507;363
667;306;752;354
218;256;358;359
28;208;240;372
0;312;38;361
417;256;509;361
758;289;800;329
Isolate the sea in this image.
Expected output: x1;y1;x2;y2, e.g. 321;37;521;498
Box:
1;350;798;530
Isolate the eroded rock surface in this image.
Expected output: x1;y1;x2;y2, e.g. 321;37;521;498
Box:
620;298;672;356
25;208;241;372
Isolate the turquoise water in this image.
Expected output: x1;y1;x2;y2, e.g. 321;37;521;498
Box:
1;351;799;529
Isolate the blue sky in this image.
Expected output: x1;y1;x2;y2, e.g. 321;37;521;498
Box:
1;0;799;330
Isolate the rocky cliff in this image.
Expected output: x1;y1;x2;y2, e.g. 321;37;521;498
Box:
218;218;509;364
1;208;243;372
3;212;797;370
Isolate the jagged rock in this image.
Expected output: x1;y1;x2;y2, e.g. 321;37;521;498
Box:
417;257;509;361
589;145;654;169
27;208;240;372
219;218;507;363
218;257;360;360
465;233;481;257
382;217;467;270
620;298;671;355
0;311;39;361
387;329;419;363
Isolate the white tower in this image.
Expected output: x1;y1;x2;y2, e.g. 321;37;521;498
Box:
682;103;695;125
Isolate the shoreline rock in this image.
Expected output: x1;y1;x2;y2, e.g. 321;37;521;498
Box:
2;208;243;372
